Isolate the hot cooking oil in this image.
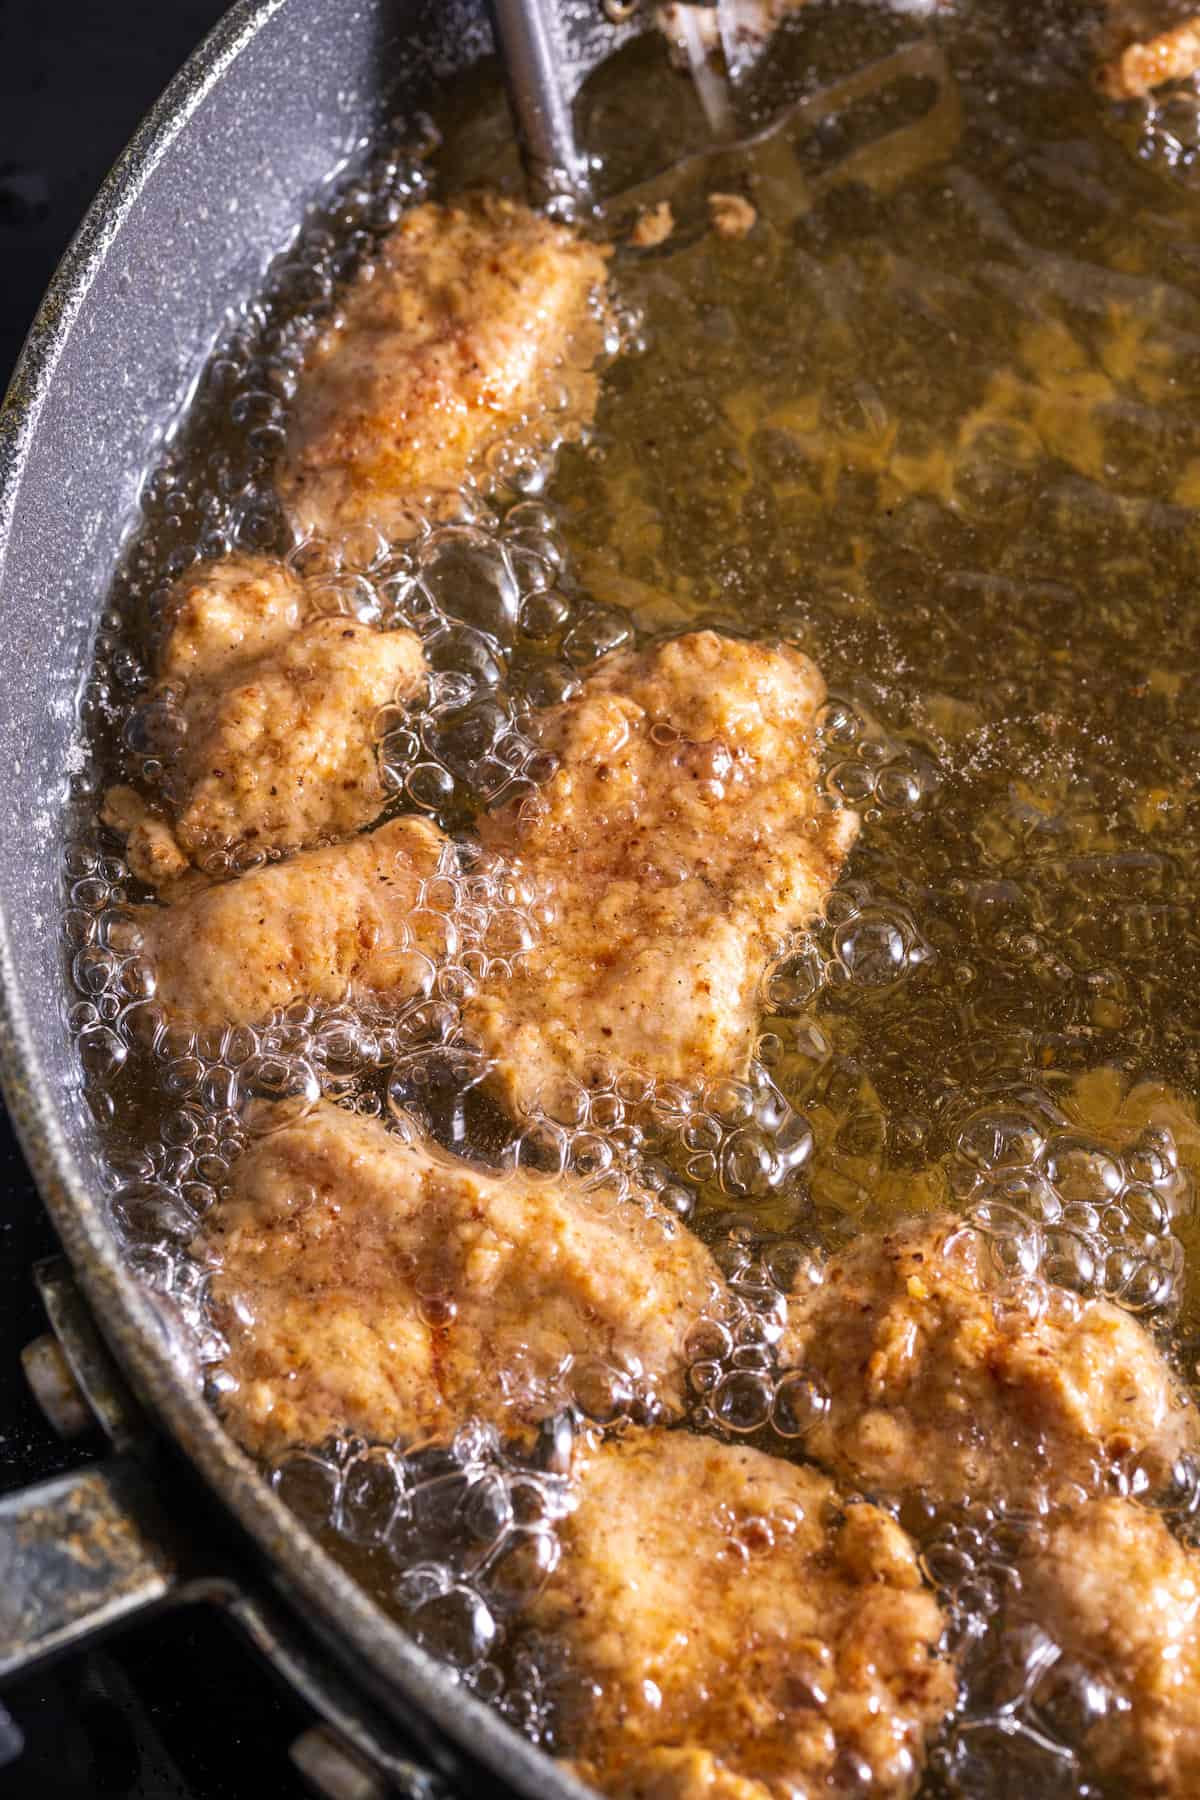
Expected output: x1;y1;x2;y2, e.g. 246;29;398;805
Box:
57;4;1200;1791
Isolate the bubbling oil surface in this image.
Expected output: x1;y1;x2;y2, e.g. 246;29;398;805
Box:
59;3;1200;1794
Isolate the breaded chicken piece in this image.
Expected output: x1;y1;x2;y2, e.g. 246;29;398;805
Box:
103;554;425;885
279;195;610;542
1098;4;1200;98
1018;1498;1200;1797
780;1214;1195;1506
141;816;447;1028
534;1431;956;1800
197;1105;725;1455
465;631;858;1117
163;614;423;872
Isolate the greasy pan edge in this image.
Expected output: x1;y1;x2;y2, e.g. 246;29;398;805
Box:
0;5;590;1794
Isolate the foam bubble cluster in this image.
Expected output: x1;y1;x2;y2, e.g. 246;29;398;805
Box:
501;1056;817;1223
946;1085;1189;1316
1131;83;1200;183
271;1415;573;1724
64;827;538;1104
816;693;937;824
764;878;934;1014
681;1225;828;1443
918;1501;1116;1799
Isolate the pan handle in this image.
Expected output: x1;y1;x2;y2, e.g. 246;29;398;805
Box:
5;1261;450;1797
0;1455;181;1681
4;1258;188;1675
0;1453;444;1796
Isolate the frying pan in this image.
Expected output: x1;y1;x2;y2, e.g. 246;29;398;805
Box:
0;1;651;1793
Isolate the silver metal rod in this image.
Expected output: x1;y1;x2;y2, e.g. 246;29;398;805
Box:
487;0;591;208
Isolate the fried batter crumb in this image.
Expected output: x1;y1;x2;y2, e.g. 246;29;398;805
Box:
1098;9;1200;98
630;201;675;248
709;191;757;239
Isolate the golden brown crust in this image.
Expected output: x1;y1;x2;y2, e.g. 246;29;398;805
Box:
198;1105;725;1454
101;784;192;893
107;553;426;884
466;631;859;1115
781;1214;1196;1506
536;1432;956;1800
141;815;446;1027
279;195;611;540
167;614;423;869
158;552;305;682
1019;1499;1200;1796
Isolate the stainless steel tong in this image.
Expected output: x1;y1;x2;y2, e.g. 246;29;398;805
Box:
487;0;595;205
486;0;745;211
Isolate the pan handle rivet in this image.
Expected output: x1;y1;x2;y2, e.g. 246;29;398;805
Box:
20;1334;92;1438
290;1726;388;1800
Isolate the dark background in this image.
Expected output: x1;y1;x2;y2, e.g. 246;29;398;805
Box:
0;5;316;1794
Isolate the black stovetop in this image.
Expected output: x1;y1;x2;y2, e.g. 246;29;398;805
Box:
0;5;319;1794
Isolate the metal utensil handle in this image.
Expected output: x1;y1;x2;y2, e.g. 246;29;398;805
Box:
486;0;591;204
0;1453;446;1796
0;1456;178;1680
3;1260;457;1796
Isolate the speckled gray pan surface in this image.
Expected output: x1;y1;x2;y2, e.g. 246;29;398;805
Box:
0;2;601;1794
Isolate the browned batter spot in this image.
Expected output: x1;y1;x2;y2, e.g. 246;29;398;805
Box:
198;1104;726;1455
535;1430;957;1800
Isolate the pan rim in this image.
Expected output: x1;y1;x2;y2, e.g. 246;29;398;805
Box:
0;5;588;1794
